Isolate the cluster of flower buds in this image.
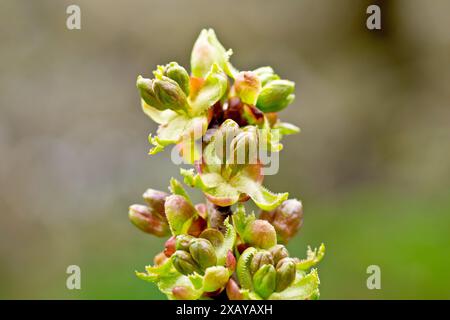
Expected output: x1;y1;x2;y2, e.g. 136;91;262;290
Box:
232;245;296;299
130;29;324;300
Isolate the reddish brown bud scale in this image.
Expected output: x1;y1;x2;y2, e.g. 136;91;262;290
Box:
226;278;243;300
226;250;236;272
188;216;207;237
164;236;176;257
237;243;249;254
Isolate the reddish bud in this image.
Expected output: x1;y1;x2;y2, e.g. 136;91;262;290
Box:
226;278;243;300
260;199;303;244
164;236;176;257
128;204;170;237
225;250;236;272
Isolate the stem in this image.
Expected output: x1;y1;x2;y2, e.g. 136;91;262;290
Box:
206;199;232;233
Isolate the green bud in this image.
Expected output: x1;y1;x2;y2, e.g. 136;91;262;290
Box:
128;204;170;237
164;195;196;235
234;71;261;105
253;67;280;87
203;266;230;292
142;188;168;218
260;199;303;244
275;257;296;292
252;264;276;299
136;76;165;110
256;79;295;113
165;62;190;96
191;29;230;78
213;119;240;164
153;76;188;112
269;244;289;265
250;250;274;275
230;129;259;165
189;238;217;269
172;250;200;275
199;228;224;248
175;234;194;251
243;219;277;249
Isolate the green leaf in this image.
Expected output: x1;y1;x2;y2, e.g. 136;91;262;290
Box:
169;177;192;205
141;99;177;125
203;182;241;207
232;204;256;239
189;63;228;115
148;114;208;155
216;217;236;265
232;175;289;211
268;269;320;300
296;243;326;271
273;121;300;135
188;272;204;290
258;124;283;152
180;168;208;189
136;259;206;300
236;247;257;290
191;28;237;79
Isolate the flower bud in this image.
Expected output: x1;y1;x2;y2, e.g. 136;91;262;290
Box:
275;257;296;292
128;204;170;237
189;238;217;269
136;76;168;110
234;71;261;105
243;219;277;249
226;250;237;272
260;199;303;244
269;244;289;265
256;80;295;113
202;266;230;292
165;62;190;96
199;228;224;247
154;251;168;266
226;278;243;300
230;130;259;165
142;188;168;218
191;29;229;78
253;67;280;86
164;195;196;235
164;236;176;257
172;250;200;275
252;264;276;299
153;76;188;113
175;234;194;251
213;119;240;163
172;286;199;300
250;251;274;275
136;76;165;111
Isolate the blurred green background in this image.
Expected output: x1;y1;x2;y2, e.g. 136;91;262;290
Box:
1;0;449;299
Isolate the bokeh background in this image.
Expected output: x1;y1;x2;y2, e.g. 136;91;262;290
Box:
1;0;449;299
